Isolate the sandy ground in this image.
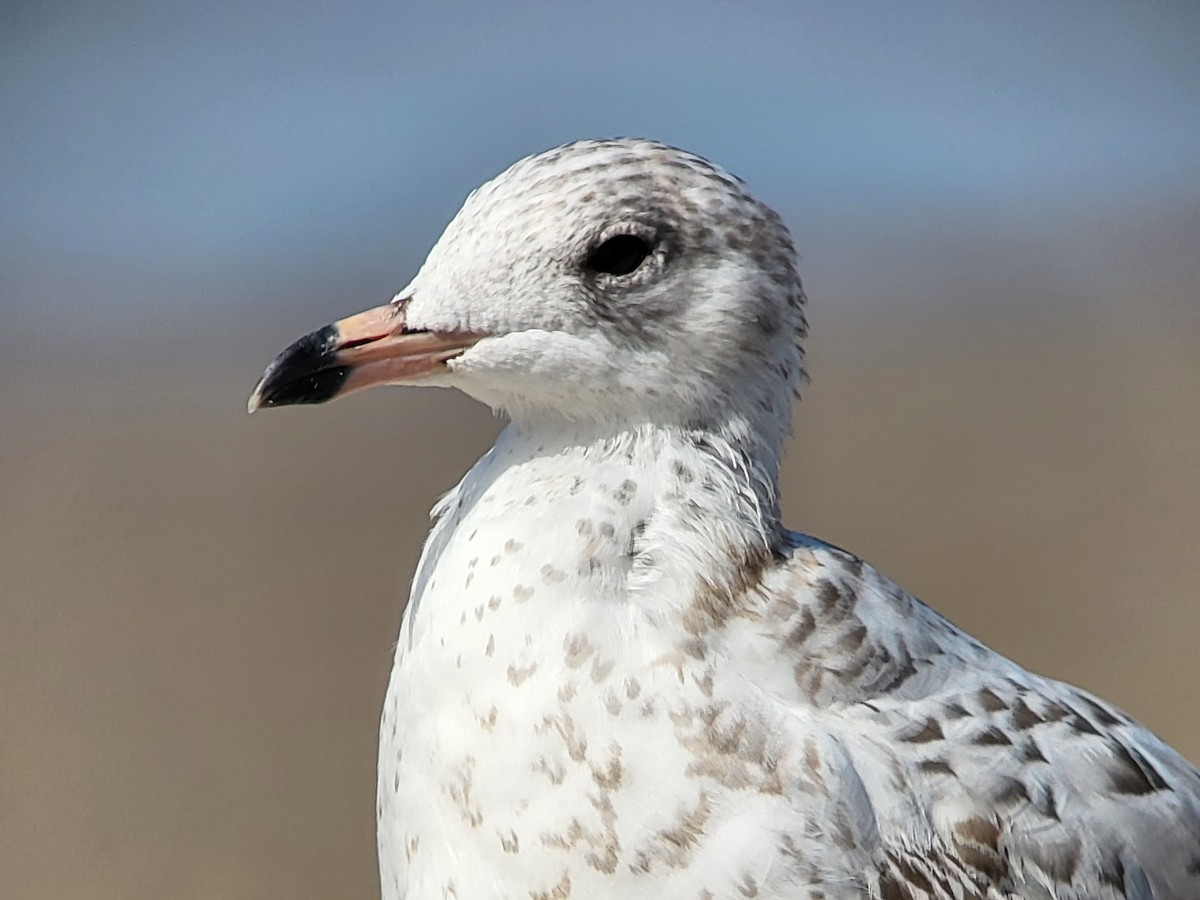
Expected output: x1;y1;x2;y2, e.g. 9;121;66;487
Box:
2;309;1198;898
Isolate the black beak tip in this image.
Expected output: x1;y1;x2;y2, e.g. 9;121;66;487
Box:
247;324;348;413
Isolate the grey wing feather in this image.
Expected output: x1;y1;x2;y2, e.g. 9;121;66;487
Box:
768;533;1200;899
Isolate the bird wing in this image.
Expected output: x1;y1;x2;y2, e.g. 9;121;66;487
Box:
745;534;1200;898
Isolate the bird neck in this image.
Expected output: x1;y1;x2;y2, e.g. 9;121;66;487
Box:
397;412;791;673
465;413;783;603
507;410;782;520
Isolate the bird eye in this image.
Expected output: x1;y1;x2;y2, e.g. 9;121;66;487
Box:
585;234;653;276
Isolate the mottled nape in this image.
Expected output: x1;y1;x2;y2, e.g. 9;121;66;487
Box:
250;139;1200;900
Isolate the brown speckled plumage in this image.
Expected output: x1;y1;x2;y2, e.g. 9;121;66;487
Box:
251;139;1200;899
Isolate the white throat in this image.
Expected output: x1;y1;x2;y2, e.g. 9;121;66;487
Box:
400;415;783;648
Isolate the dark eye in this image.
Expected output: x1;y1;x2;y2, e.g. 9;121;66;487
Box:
585;234;653;276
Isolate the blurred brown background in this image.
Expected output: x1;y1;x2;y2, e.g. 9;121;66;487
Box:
3;2;1199;898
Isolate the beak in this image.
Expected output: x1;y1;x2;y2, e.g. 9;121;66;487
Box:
247;300;481;413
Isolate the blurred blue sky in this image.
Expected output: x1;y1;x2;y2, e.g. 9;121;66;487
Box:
2;1;1198;356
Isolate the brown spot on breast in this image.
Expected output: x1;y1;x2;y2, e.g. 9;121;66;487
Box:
591;656;615;682
612;479;637;505
643;792;713;871
544;710;588;762
533;756;566;786
564;633;594;668
603;690;622;715
446;758;483;828
588;847;619;876
529;871;571;900
507;662;538;686
590;746;623;790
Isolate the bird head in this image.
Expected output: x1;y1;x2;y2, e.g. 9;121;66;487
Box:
249;139;806;432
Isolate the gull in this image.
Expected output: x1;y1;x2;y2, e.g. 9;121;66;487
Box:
249;139;1200;899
